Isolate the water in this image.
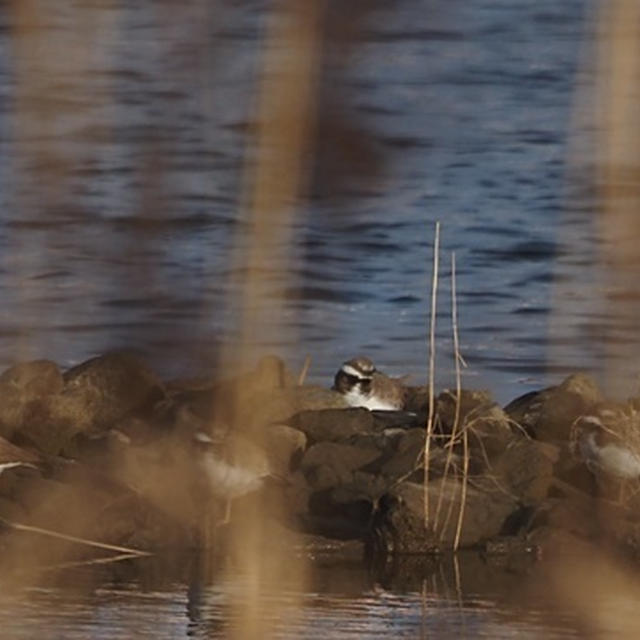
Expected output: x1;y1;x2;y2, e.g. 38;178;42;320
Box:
2;0;639;636
0;0;622;405
0;551;617;639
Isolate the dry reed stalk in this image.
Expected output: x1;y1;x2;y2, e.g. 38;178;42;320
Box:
36;552;145;573
451;255;469;552
423;221;440;529
297;354;312;385
0;517;151;557
433;252;462;535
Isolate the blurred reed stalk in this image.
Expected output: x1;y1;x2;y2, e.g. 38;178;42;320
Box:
594;0;640;394
0;517;151;557
221;2;325;639
423;221;440;529
297;354;312;385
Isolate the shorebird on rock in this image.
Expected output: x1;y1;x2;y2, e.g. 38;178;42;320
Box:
570;406;640;503
571;410;640;480
333;356;407;411
192;430;275;527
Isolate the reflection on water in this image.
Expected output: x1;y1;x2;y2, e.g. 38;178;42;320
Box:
0;550;595;639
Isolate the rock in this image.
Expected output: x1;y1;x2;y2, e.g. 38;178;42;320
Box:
330;471;390;505
0;435;41;466
63;352;166;431
290;408;374;443
504;373;602;442
371;478;518;553
171;356;299;426
0;495;27;521
263;424;307;476
301;442;381;491
526;496;600;547
403;385;429;414
281;470;312;516
0;360;64;442
21;394;96;455
0;360;63;397
436;389;513;461
379;428;425;479
493;436;559;505
238;387;348;431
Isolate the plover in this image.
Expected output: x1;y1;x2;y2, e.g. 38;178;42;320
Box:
333;356;406;411
192;430;273;526
571;412;640;481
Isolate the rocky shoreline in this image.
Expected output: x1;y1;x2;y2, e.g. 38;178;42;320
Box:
1;351;640;568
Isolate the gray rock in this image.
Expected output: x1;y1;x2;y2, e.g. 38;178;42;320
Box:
379;428;425;478
239;387;348;431
373;478;518;552
63;352;166;430
301;442;381;490
289;408;375;443
0;360;63;397
0;360;64;442
263;424;307;476
493;436;559;505
504;373;602;442
436;389;513;461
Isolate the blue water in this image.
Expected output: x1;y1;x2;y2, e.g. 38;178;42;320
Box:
0;552;605;639
0;0;617;405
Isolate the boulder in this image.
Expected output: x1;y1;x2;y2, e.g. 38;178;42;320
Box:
301;442;381;491
493;436;559;505
371;478;518;553
170;356;300;426
238;387;348;431
436;389;513;461
0;360;63;397
504;373;602;442
289;408;374;443
63;352;166;430
263;424;307;476
0;360;64;442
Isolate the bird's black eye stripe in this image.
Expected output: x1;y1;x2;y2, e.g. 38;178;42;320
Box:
343;372;370;384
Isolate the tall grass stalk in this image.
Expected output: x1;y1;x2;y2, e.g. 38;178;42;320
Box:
433;253;463;535
423;221;440;529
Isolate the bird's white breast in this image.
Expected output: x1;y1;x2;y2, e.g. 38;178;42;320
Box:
200;453;264;498
343;387;399;411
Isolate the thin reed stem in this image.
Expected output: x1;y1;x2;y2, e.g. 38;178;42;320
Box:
433;252;462;535
0;517;151;557
451;251;469;551
298;354;311;385
38;552;145;573
453;424;469;552
423;221;440;529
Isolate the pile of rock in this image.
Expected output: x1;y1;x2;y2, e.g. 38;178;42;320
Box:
1;352;639;563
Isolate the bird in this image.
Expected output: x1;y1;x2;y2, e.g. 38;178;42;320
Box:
191;430;274;527
333;356;407;411
571;412;640;481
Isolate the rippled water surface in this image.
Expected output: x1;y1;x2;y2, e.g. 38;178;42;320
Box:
0;0;623;404
0;551;621;639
